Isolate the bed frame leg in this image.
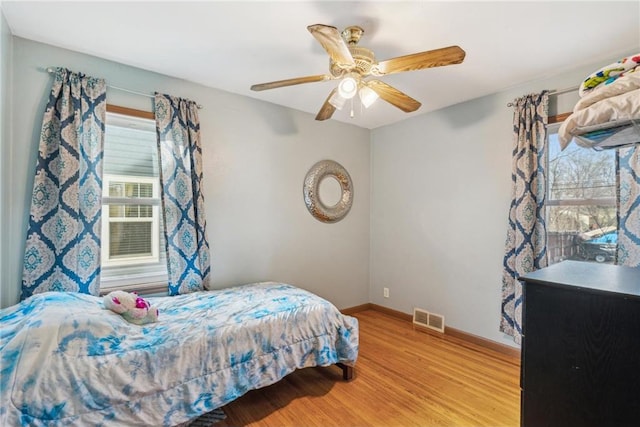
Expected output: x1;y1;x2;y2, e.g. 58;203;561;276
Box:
336;363;353;381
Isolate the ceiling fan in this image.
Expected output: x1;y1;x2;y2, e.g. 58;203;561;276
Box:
250;24;466;121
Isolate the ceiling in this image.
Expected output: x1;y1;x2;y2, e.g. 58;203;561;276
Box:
2;1;639;129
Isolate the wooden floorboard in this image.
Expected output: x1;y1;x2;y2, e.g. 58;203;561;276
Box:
216;310;520;427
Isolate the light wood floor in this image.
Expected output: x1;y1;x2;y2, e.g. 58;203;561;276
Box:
217;310;521;427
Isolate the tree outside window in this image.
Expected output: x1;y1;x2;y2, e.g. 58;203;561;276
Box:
546;125;617;265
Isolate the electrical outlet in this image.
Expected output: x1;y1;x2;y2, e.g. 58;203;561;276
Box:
383;287;389;298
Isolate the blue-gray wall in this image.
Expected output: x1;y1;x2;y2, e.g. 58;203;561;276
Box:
1;11;13;309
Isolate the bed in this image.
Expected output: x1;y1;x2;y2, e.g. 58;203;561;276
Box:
0;282;359;426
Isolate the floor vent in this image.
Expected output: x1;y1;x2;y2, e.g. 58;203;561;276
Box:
413;308;445;333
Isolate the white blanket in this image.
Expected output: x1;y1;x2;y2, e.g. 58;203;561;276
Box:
558;88;640;149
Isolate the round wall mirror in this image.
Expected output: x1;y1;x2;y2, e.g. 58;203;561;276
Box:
303;160;353;223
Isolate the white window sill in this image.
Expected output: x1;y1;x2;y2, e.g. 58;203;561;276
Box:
100;272;168;296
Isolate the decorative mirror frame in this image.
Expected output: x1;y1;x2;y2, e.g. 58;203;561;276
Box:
303;160;353;223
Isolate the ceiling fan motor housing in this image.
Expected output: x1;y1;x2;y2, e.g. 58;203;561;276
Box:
328;26;375;78
330;46;375;77
349;46;375;75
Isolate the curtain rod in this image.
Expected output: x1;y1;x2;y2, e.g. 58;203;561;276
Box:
45;67;203;109
506;85;579;107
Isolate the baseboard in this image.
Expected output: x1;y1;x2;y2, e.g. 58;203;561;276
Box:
369;303;413;322
343;303;520;360
341;303;372;315
444;326;520;359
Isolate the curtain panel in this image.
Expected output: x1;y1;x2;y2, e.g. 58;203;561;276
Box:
21;68;106;299
155;93;211;295
500;91;549;344
617;147;640;267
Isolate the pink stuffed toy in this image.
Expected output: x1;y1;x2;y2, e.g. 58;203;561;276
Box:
103;291;159;325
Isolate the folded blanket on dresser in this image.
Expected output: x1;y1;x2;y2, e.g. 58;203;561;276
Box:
0;282;359;426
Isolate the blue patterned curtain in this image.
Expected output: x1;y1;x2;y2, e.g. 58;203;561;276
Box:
21;68;106;299
500;91;549;344
155;93;211;295
617;146;640;266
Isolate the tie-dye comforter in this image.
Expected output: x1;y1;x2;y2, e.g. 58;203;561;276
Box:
0;282;359;426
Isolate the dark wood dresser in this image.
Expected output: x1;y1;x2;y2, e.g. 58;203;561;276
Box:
520;260;640;427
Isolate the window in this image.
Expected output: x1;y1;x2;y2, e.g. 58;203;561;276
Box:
100;110;168;292
546;122;617;265
102;175;160;266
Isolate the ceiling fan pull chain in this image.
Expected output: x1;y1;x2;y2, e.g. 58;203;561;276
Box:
350;98;355;118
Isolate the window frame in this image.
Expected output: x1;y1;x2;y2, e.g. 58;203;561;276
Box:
544;116;618;265
99;105;168;295
101;173;161;267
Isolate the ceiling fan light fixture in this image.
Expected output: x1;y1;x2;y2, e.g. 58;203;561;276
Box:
328;91;346;110
338;74;359;99
358;85;379;108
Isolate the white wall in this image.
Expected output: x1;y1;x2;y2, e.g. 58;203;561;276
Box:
0;11;13;309
370;50;639;347
2;37;371;309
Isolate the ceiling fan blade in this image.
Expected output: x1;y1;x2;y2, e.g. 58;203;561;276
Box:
375;45;465;76
307;24;355;67
251;74;330;91
365;80;421;113
315;89;337;121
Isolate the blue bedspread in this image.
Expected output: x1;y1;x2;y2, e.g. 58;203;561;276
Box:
0;282;359;426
